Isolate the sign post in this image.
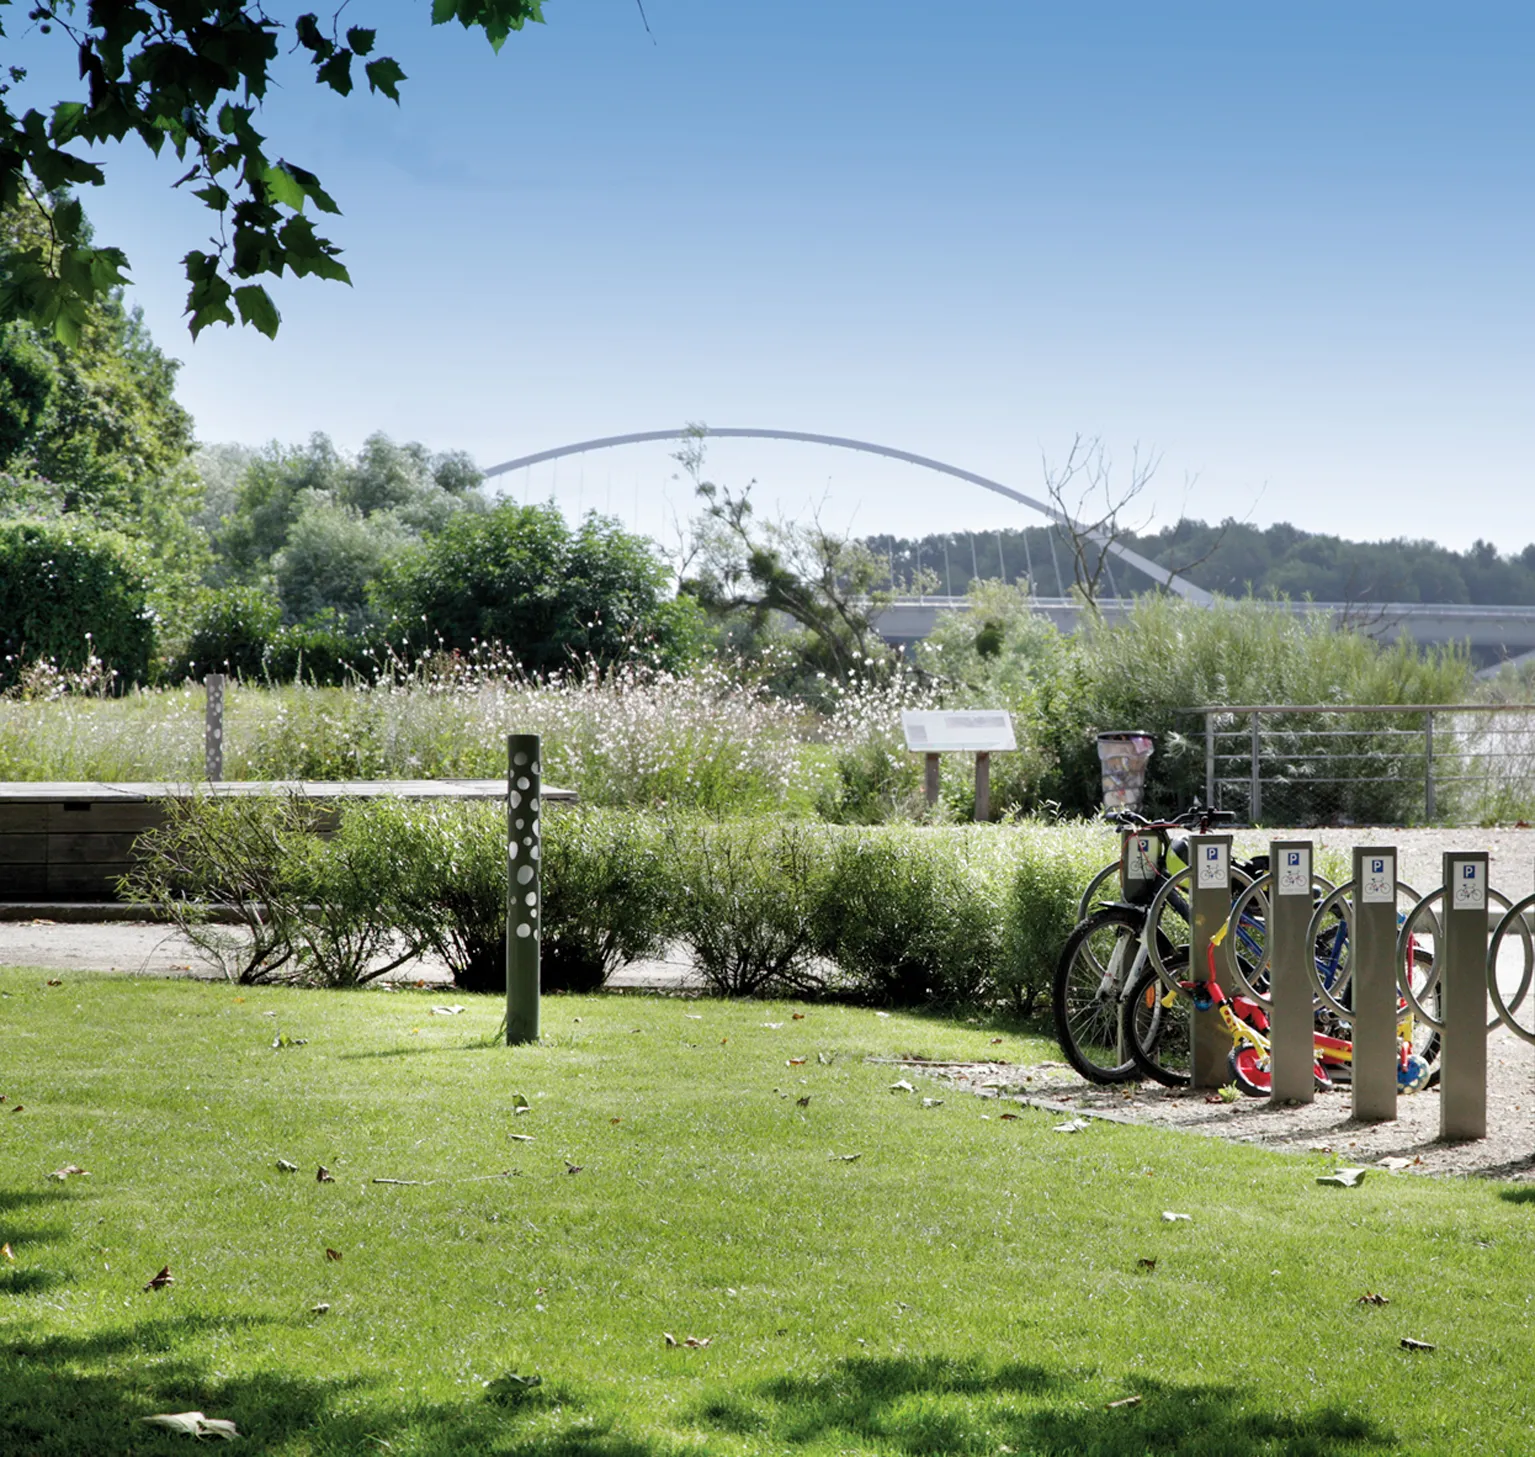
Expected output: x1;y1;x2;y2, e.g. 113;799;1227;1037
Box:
505;734;542;1046
1189;833;1233;1087
1268;840;1316;1104
1351;846;1399;1122
900;711;1016;821
1440;851;1489;1140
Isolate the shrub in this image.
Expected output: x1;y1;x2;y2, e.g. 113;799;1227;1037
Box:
666;817;831;997
121;793;330;984
0;520;153;691
1000;823;1115;1016
179;586;282;680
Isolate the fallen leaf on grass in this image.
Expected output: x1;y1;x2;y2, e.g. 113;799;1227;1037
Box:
817;1052;833;1065
663;1332;678;1347
1318;1168;1369;1187
787;1057;807;1067
1400;1337;1436;1352
792;1013;805;1020
684;1336;711;1348
890;1080;915;1093
310;1302;331;1315
565;1162;583;1175
1054;1118;1090;1133
430;1005;465;1016
795;1096;811;1108
999;1113;1020;1121
276;1159;298;1173
316;1166;335;1183
272;1033;309;1049
144;1265;174;1291
1106;1395;1143;1409
140;1412;239;1440
1358;1293;1391;1305
10;1105;23;1113
1136;1258;1157;1270
49;1164;88;1181
325;1248;343;1263
828;1153;861;1162
1161;1212;1191;1223
509;1134;535;1143
762;1022;783;1029
45;978;62;987
990;1037;1004;1045
610;1116;622;1125
921;1097;943;1108
1;1243;13;1263
875;1011;891;1018
1377;1157;1414;1172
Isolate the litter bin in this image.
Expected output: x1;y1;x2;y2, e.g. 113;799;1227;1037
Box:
1096;732;1155;812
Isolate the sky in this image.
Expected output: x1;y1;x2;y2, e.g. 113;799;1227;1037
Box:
11;2;1533;565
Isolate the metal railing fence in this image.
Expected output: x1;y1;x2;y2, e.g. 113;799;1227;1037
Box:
1188;703;1535;826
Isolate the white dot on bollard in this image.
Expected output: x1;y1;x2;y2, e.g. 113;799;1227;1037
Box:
517;865;534;885
517;777;530;791
509;791;521;809
532;761;540;774
525;892;537;906
508;842;518;860
516;922;531;938
515;818;524;830
530;799;540;813
530;846;540;861
514;752;528;766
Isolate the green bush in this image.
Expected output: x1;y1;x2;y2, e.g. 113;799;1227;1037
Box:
814;828;1010;1007
1000;823;1115;1015
0;520;153;691
179;586;283;680
666;817;830;997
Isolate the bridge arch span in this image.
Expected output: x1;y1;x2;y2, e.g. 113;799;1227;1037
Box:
482;428;1214;604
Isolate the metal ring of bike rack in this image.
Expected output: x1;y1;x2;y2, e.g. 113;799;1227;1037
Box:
1487;893;1535;1046
1143;863;1257;996
1219;870;1337;1007
1303;880;1426;1020
1395;886;1531;1034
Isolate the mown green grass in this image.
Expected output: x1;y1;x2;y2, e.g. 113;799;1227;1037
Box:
3;971;1533;1455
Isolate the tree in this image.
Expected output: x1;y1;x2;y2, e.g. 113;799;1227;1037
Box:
674;426;899;682
372;500;689;672
1041;435;1160;609
0;194;204;596
0;0;548;341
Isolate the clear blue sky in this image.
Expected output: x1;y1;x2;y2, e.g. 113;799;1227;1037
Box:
18;1;1534;559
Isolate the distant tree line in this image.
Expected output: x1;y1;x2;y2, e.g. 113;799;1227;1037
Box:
871;521;1535;605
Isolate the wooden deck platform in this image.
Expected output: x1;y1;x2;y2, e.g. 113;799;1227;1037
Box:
0;780;574;900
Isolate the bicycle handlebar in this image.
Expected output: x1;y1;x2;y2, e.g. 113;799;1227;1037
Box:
1104;803;1237;834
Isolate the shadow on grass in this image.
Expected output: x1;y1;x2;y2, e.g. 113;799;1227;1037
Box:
0;1329;1399;1457
690;1354;1397;1457
0;1316;691;1457
1496;1183;1535;1203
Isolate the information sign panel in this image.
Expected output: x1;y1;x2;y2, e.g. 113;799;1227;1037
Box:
1451;859;1486;911
1360;854;1395;904
1196;841;1229;890
900;711;1016;753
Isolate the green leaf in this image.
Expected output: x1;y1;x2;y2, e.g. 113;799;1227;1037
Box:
259;163;305;211
295;14;332;58
233;285;281;339
281;162;340;214
346;27;376;55
49;101;85;140
316;51;353;96
364;57;406;102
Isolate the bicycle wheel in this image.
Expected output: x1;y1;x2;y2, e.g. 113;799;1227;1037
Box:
1228;1044;1270;1097
1076;860;1123;921
1052;905;1157;1084
1402;948;1441;1088
1122;956;1192;1088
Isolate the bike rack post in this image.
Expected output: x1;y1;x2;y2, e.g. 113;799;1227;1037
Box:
1440;851;1489;1140
1268;839;1317;1104
505;734;542;1046
1189;833;1234;1087
1351;846;1399;1122
1119;828;1162;905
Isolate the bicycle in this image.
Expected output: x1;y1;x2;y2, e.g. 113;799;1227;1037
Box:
1052;803;1258;1084
1121;916;1440;1094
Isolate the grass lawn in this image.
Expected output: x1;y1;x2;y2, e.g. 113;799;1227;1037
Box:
3;971;1534;1455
